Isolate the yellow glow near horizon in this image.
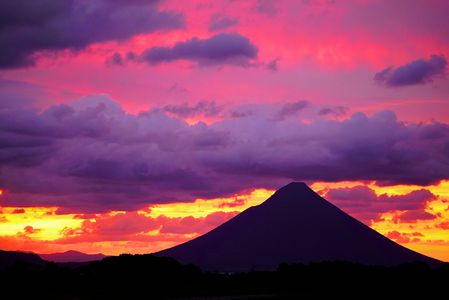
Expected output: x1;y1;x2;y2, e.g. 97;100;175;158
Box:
312;180;449;262
0;207;83;240
146;188;275;218
0;182;448;261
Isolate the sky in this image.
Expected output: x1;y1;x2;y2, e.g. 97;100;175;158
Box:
0;0;449;261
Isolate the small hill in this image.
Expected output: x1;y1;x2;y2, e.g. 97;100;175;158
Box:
40;250;106;262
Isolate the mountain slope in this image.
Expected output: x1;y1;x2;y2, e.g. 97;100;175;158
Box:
0;250;47;270
156;182;440;271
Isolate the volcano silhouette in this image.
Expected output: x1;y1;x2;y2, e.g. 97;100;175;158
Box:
156;182;440;271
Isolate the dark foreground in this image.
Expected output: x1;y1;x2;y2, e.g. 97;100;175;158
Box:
1;254;448;299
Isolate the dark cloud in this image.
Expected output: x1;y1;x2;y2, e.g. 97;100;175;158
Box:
1;97;449;212
319;106;348;117
374;55;447;87
0;0;184;69
230;110;253;119
106;52;140;66
208;15;239;32
266;58;279;71
275;100;309;120
105;53;125;66
140;33;258;66
162;100;223;118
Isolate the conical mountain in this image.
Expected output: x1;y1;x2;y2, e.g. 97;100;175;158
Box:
156;182;440;271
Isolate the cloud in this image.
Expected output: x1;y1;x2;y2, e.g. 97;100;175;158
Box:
23;225;41;235
1;96;449;212
162;100;223;118
399;210;436;223
106;53;125;66
275;100;309;120
158;211;237;235
374;55;447;87
0;80;50;109
266;58;279;71
319;106;348;117
80;212;159;237
140;33;258;66
386;231;423;244
256;0;277;16
58;210;238;243
325;186;436;223
0;0;184;69
208;15;239;32
437;221;449;230
218;198;247;208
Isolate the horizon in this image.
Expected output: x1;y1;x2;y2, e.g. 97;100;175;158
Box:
0;0;449;263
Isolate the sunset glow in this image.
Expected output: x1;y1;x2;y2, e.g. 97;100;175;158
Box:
1;182;448;260
0;0;448;264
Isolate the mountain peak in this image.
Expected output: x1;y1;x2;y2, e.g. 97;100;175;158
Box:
157;181;440;271
262;182;319;207
279;182;313;193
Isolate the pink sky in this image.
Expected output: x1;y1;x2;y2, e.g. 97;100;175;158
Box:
1;0;448;121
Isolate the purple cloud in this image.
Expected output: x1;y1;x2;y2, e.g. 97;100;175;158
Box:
319;106;348;117
275;100;309;120
399;210;436;222
105;53;125;66
326;186;436;223
162;100;223;118
1;97;449;212
0;80;50;109
0;0;184;69
140;33;258;66
208;15;239;32
374;55;447;87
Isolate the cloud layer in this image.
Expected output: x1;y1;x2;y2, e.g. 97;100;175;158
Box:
0;0;184;68
1;96;449;212
325;185;436;223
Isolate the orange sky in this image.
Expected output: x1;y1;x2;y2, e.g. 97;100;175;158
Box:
0;181;448;262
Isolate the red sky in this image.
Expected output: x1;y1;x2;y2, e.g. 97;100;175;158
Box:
0;0;448;261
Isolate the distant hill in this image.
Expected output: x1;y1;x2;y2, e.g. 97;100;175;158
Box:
156;182;441;271
40;250;106;262
0;250;46;270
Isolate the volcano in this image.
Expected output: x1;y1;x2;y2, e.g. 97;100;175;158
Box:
156;182;440;271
